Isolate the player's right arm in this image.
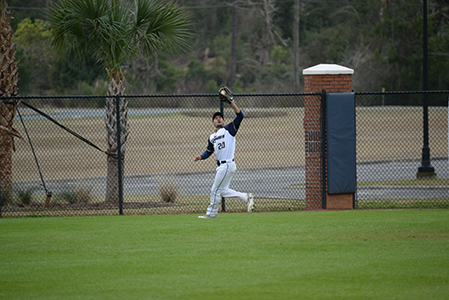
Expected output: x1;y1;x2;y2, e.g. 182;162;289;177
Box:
194;139;214;162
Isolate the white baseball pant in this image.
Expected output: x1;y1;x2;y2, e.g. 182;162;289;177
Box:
206;161;248;216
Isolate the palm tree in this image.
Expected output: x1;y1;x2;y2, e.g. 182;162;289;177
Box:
48;0;192;203
0;0;21;203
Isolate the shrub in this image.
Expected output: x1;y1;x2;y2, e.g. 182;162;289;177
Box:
15;187;37;206
158;178;178;203
56;183;94;205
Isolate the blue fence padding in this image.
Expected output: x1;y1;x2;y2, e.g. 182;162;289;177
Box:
326;93;356;194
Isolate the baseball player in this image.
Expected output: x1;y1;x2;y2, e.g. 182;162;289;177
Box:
194;87;254;219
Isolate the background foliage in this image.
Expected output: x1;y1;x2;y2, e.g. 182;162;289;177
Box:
7;0;449;96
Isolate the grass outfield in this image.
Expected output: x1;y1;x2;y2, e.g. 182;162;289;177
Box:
1;210;448;300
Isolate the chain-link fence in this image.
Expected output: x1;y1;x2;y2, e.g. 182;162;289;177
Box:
1;93;309;217
354;91;449;209
1;91;448;218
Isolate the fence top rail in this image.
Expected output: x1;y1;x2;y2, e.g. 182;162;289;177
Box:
355;90;449;95
2;90;448;100
0;92;322;100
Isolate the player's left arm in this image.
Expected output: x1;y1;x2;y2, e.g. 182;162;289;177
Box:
230;100;240;114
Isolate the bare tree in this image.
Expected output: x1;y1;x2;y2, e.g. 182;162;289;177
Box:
229;1;238;88
243;0;286;68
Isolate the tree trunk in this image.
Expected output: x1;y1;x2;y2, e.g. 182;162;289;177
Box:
0;130;12;199
260;0;270;66
105;69;129;203
293;0;300;87
229;1;238;89
258;0;275;67
0;2;19;204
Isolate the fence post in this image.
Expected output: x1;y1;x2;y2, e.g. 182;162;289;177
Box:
417;0;436;179
417;92;436;178
116;95;124;215
220;99;226;212
320;89;327;209
303;64;354;210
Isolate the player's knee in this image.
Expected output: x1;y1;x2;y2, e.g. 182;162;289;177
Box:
211;188;222;196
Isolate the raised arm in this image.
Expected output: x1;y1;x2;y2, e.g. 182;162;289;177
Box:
230;99;240;114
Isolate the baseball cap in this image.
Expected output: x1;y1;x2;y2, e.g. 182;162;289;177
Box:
212;112;223;121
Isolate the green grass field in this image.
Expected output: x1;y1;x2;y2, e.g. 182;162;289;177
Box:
1;210;448;300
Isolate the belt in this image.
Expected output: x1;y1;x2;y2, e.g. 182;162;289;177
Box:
217;159;234;166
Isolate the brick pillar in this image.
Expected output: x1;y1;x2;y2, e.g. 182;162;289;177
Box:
303;64;354;209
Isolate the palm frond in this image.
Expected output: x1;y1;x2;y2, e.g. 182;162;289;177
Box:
48;0;130;67
133;0;193;57
47;0;192;71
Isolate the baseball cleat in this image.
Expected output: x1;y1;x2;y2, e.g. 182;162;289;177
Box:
198;214;217;219
247;193;254;212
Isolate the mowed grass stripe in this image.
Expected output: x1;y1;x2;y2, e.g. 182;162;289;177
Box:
1;210;448;300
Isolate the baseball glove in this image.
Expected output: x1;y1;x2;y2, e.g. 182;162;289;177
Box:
218;86;234;104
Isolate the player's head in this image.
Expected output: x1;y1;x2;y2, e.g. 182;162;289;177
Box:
212;112;224;128
212;112;223;121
